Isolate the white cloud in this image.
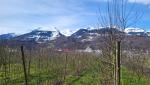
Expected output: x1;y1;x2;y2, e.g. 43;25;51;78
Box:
0;0;86;34
0;26;29;35
128;0;150;5
0;0;149;34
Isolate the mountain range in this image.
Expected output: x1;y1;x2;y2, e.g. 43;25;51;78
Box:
0;27;150;50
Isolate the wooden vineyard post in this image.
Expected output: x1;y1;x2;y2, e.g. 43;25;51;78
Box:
116;41;121;85
21;46;28;85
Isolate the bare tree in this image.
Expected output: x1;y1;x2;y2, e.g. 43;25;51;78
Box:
97;0;142;84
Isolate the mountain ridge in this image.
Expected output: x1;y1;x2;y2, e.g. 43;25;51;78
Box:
0;27;149;44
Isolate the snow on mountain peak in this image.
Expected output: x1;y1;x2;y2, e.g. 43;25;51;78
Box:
32;27;74;36
7;33;16;37
15;27;65;43
59;28;79;36
50;31;61;40
82;26;100;30
0;33;17;40
124;28;145;33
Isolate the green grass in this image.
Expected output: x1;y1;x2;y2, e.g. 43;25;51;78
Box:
121;67;150;85
1;64;150;85
0;53;150;85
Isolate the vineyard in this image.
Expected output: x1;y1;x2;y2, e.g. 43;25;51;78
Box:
0;45;150;85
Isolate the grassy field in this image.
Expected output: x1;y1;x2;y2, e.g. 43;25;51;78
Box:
0;50;150;85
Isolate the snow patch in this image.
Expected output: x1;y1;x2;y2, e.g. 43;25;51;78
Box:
51;31;60;40
124;28;145;33
61;29;76;36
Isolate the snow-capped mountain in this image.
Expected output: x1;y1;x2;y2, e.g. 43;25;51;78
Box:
71;29;89;38
14;29;65;43
124;28;145;33
124;28;146;36
0;33;17;40
146;31;150;36
1;27;150;50
124;28;150;36
73;27;122;35
70;27;123;43
0;27;150;44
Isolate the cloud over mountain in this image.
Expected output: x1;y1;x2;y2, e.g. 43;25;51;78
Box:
128;0;150;5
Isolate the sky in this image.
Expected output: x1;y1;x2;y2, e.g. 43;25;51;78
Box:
0;0;150;35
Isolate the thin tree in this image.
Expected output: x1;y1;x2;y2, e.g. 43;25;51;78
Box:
97;0;142;84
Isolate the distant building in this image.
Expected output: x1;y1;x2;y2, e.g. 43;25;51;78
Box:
84;46;93;52
76;46;102;54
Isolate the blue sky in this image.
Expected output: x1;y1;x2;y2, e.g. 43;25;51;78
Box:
0;0;150;35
